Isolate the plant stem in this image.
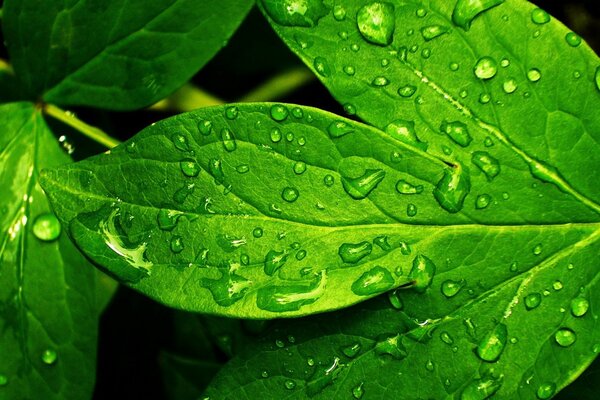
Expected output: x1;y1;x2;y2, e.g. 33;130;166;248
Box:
148;83;224;112
43;104;121;149
238;67;316;103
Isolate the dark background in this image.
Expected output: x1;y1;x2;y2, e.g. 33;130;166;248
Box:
1;1;598;399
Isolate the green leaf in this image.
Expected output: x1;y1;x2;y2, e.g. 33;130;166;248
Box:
0;103;97;399
1;0;254;110
159;351;221;400
259;0;600;213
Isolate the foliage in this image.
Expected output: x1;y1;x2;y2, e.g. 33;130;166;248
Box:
0;1;598;399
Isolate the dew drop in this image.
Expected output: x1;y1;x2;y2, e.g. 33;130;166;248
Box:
527;68;542;82
170;236;184;254
440;121;472;147
208;158;225;185
536;383;556;399
342;342;362;358
524;292;542;310
338;241;372;264
384;119;425;149
314;57;331;77
270;104;289;121
171;133;190;152
440;331;454;345
220;128;236;152
333;5;346;21
565;32;582;47
352;383;365;399
476;323;508;362
472;151;500;180
461;375;503;399
282;187;299;203
387;290;403;309
351;266;395;296
479;93;491;104
264;250;288;276
260;0;329;27
341;169;385;200
198;120;212;136
441;279;463;298
406;203;417;217
291;107;303;118
421;25;449;41
433;167;471;213
253;227;263;238
356;2;396;46
343;103;357;115
395;180;424;195
555;328;576;347
343;65;356;75
531;8;550;24
41;349;58;365
323;174;335;187
32;213;61;242
397;84;417;97
372;76;390;87
373;236;391;251
293;161;307;175
474;57;498;80
284;380;296;390
571;297;589;317
425;360;434;372
374;334;408;359
502;78;518;94
236;164;249;174
552;280;563;291
224;106;238;120
328;120;354;138
532;243;542;255
409;255;436;292
475;194;491;209
270;128;282;143
180;158;201;177
595;67;600;92
452;0;504;31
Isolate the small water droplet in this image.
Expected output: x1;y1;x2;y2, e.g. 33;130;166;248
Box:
270;104;289;122
343;65;356;76
296;249;307;260
409;255;436;292
342;342;361;358
333;5;346;21
533;243;543;255
571;297;589;317
352;383;365;399
440;331;454;345
531;8;550;24
343;103;357;115
476;323;508;362
220;128;237;152
397;84;417;97
384;119;425;149
452;0;504;31
441;279;463;298
170;236;184;253
293;161;307;175
387;290;403;309
565;32;582;47
479;93;491;104
595;67;600;92
236;164;249;174
440;121;472;147
180;158;201;177
474;57;498;80
282;187;299;203
433;167;471;213
270;128;283;143
421;25;449;41
341;169;385;200
356;2;396;46
406;203;417;217
252;227;263;238
351;266;395;296
261;0;329;27
372;76;390;87
555;328;576;347
461;375;503;399
339;241;372;264
328;120;354;138
502;78;518;94
501;58;510;68
198;120;212;136
284;380;296;390
314;56;331;77
323;174;335;187
475;194;491;209
416;8;427;18
375;334;408;359
524;293;542;310
225;106;239;120
552;280;563;291
536;383;556;399
395;180;424;195
171;133;190;152
32;213;61;241
472;151;500;180
261;370;269;378
527;68;542;82
41;349;58;365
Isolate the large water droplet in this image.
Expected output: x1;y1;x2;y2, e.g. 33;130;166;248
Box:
441;279;464;298
180;158;201;177
260;0;329;27
173;183;195;204
282;187;299;203
293;161;307;175
527;68;542;82
41;349;58;365
384;119;426;149
32;213;61;241
440;121;472;147
472;151;500;180
474;57;498;80
351;266;395;296
536;383;556;399
156;209;181;231
565;32;582;47
313;56;331;77
475;194;491;209
476;323;508;362
201;267;251;307
270;104;289;122
571;297;589;317
531;8;550;24
256;272;326;312
374;334;408;359
264;250;288;276
341;169;386;200
198;119;212;136
208;158;225;185
409;255;436;292
323;174;335;187
356;2;396;46
421;25;449;41
555;328;576;347
220;128;237;152
338;241;373;264
328;120;354;138
433;167;471;213
452;0;504;31
387;290;403;309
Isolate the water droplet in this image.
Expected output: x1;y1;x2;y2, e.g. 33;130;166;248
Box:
282;187;299;203
409;255;436;292
352;383;365;399
479;93;491;104
338;241;372;264
476;323;508;362
257;272;326;312
270;128;283;143
224;106;238;120
384;119;425;149
531;8;550;24
397;84;417;97
314;57;331;77
461;375;503;399
375;334;408;359
343;65;356;75
474;57;498;80
296;249;307;260
452;0;504;31
341;169;385;200
342;342;361;358
220;128;236;152
208;158;225;185
441;279;463;298
264;250;288;276
416;8;427;17
433;167;471;213
571;297;589;317
373;236;392;251
555;328;576;347
270;104;289;121
323;174;335;187
440;331;454;345
343;103;357;115
284;380;296;390
502;78;518;94
565;32;582;47
371;76;390;87
333;5;346;21
406;203;417;217
252;227;263;238
173;183;195;204
536;383;556;399
472;151;500;180
440;121;472;147
527;68;542;82
532;243;542;255
171;133;190;152
291;161;307;175
170;236;184;253
198;120;212;136
387;290;403;309
180;158;201;177
356;2;396;46
41;349;58;365
552;280;563;291
475;194;491;209
32;213;61;241
595;67;600;92
352;266;395;296
421;25;449;41
260;0;329;27
524;292;542;310
395;180;424;195
261;370;269;378
421;48;431;59
328;120;354;138
236;164;250;174
500;58;510;68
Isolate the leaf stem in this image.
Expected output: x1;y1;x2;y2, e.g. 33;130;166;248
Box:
148;83;224;112
238;67;316;102
43;104;121;149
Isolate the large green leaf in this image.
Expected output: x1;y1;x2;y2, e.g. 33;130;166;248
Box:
259;0;600;211
0;103;97;399
1;0;254;110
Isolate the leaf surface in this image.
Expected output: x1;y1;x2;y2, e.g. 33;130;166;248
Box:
0;103;97;399
1;0;254;110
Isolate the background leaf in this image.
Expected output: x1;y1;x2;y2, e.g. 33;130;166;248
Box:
0;103;97;399
1;0;254;110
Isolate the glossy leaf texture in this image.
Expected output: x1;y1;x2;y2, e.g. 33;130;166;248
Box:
259;0;600;217
1;0;254;110
0;103;97;399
